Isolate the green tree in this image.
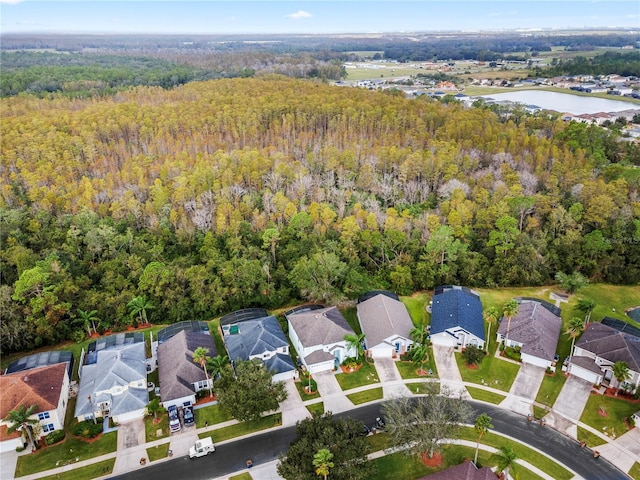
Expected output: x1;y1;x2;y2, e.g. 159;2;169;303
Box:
193;347;213;398
289;252;348;304
76;308;100;337
145;398;166;419
207;354;231;380
262;227;281;266
502;300;519;346
555;271;589;294
410;322;429;346
474;413;493;465
576;298;596;322
488;215;519;256
411;342;430;375
313;448;334;480
215;359;287;422
424;225;466;283
462;344;485;366
277;413;371;480
612;361;631;396
5;404;39;451
127;295;154;327
565;317;586;359
343;332;365;361
494;446;518;479
484;306;499;351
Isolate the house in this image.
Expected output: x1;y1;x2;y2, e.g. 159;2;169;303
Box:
356;291;414;358
430;286;485;349
0;363;70;452
496;298;562;369
75;341;148;423
286;304;357;373
567;322;640;393
157;330;217;409
221;308;296;382
418;460;495;479
5;350;74;379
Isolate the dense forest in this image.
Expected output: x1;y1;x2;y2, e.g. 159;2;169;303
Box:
540;51;640;78
1;75;639;355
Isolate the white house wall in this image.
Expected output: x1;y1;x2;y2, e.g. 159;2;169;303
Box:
162;394;196;410
308;360;335;374
113;408;146;424
521;352;551;369
429;331;458;347
272;370;295;382
568;363;602;385
0;437;22;453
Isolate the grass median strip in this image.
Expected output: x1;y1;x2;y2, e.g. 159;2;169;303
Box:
535;373;567;408
198;413;282;442
37;459;115;480
195;403;234;428
576;426;607;448
456;351;520;392
306;402;324;416
466;386;506;404
347;387;383;404
628;462;640;480
147;442;171;461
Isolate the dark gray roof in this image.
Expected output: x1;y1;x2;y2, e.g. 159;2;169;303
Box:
157;321;210;344
286;306;354;348
576;322;640;372
220;308;269;326
157;330;216;402
601;317;640;338
304;349;334;364
263;352;296;376
497;300;561;361
357;290;399;303
5;350;74;379
431;287;484;341
357;293;413;348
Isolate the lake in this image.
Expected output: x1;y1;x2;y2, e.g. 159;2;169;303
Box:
480;90;638;115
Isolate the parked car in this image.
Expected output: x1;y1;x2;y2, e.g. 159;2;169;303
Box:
168;405;181;433
183;405;195;427
360;423;371;436
189;437;215;458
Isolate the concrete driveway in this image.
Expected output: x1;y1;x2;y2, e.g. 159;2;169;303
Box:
432;345;468;398
280;378;310;426
374;357;412;399
113;418;147;474
500;362;545;416
544;375;593;437
313;371;353;413
597;427;640;474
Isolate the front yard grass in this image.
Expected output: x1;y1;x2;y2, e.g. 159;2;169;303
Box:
396;352;437;379
147;442;170;462
535;372;567;408
229;474;253;480
455;351;520;392
400;292;431;327
347;387;383;404
576;426;607;448
145;414;169;443
198;413;281;443
15;431;117;477
628;462;640;480
335;361;380;391
195;403;234;428
306;402;324;416
408;381;440;395
465;386;506;404
38;459;115;480
579;393;639;438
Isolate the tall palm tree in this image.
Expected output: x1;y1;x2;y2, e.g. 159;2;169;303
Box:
484;306;499;351
411;342;430;375
410;322;429;346
344;333;365;361
77;308;100;336
565;317;585;359
474;413;493;465
612;361;631;396
502;300;519;347
193;347;213;398
495;445;517;479
5;404;39;451
576;298;596;322
312;448;334;480
207;354;231;380
127;295;154;327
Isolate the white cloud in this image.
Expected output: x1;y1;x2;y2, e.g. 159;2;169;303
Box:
286;10;312;20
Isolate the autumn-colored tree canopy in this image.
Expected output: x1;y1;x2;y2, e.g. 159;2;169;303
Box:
1;76;639;352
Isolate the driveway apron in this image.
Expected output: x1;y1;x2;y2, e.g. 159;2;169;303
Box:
432;344;469;398
544;375;593;438
312;371;353;413
113;418;148;474
280;378;310;426
500;362;545;416
374;357;412;399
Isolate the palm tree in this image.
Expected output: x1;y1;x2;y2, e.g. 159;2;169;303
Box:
411;342;430;375
474;413;493;465
5;404;39;451
576;298;596;322
77;308;100;336
565;317;585;359
495;445;517;479
484;306;499;351
207;354;231;380
193;347;214;398
612;361;631;396
127;295;154;327
410;322;429;346
502;300;519;347
312;448;334;480
344;333;365;361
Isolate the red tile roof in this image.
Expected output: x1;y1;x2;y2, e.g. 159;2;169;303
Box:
0;363;67;419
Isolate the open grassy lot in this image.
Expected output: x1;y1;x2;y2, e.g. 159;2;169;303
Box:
37;459;115;480
194;404;234;428
570;284;640;327
347;387;383;405
198;413;281;443
535;373;567;408
455;352;520;392
400;292;431;327
306;402;324;416
576;426;607;448
629;462;640;480
15;432;117;477
145;413;169;443
466;386;506;404
147;442;170;461
579;393;639;438
335;361;380;391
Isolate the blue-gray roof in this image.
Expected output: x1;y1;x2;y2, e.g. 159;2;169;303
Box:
431;288;484;341
224;315;290;364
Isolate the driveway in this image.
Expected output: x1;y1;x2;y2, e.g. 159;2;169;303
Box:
597;427;640;474
313;371;353;413
432;344;468;398
0;448;21;480
374;357;412;399
500;362;545;416
113;418;147;474
544;375;593;437
280;378;309;426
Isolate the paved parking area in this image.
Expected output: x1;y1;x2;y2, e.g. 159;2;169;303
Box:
280;378;310;426
544;375;593;437
500;362;545;416
313;371;353;413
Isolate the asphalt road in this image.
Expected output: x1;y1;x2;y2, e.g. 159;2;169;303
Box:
113;401;629;480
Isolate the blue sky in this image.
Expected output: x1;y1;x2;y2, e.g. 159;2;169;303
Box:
1;1;638;35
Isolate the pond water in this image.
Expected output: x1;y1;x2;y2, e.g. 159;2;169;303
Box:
628;307;640;322
480;90;638;115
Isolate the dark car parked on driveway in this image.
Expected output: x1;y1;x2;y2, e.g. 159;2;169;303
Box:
183;405;195;427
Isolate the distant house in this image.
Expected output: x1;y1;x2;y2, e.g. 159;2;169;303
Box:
0;363;70;452
286;305;356;373
221;309;296;382
75;341;148;423
568;322;640;392
497;299;562;369
418;460;495;479
157;330;217;409
356;291;414;358
430;286;485;349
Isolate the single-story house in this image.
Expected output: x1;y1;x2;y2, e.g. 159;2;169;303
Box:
157;330;217;409
286;304;357;373
0;363;70;452
75;341;148;423
418;460;495;479
430;286;485;349
356;291;414;358
222;309;296;382
567;322;640;392
497;299;562;369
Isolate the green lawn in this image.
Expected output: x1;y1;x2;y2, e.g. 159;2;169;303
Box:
571;284;640;327
147;368;160;400
347;387;383;404
335;361;380;391
629;462;640;480
341;306;363;334
396;353;437;379
295;378;321;400
533;405;549;419
455;352;520;392
306;402;324;416
195;404;234;428
400;292;431;327
144;414;169;443
37;459;115;480
535;373;567;408
466;386;506;404
147;442;171;462
576;426;607;448
15;432;117;477
579;394;639;438
198;413;281;443
229;474;253;480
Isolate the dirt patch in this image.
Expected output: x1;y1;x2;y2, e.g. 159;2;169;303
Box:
421;452;443;467
598;409;609;417
465;363;478;370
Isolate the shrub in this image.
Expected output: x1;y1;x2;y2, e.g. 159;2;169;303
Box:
303;378;318;393
72;420;103;438
341;357;360;369
16;446;25;453
45;430;66;445
462;344;485;366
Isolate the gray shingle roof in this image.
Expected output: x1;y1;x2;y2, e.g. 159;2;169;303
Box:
357;293;413;348
287;306;354;348
431;288;484;340
497;300;561;361
157;330;216;402
576;322;640;372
